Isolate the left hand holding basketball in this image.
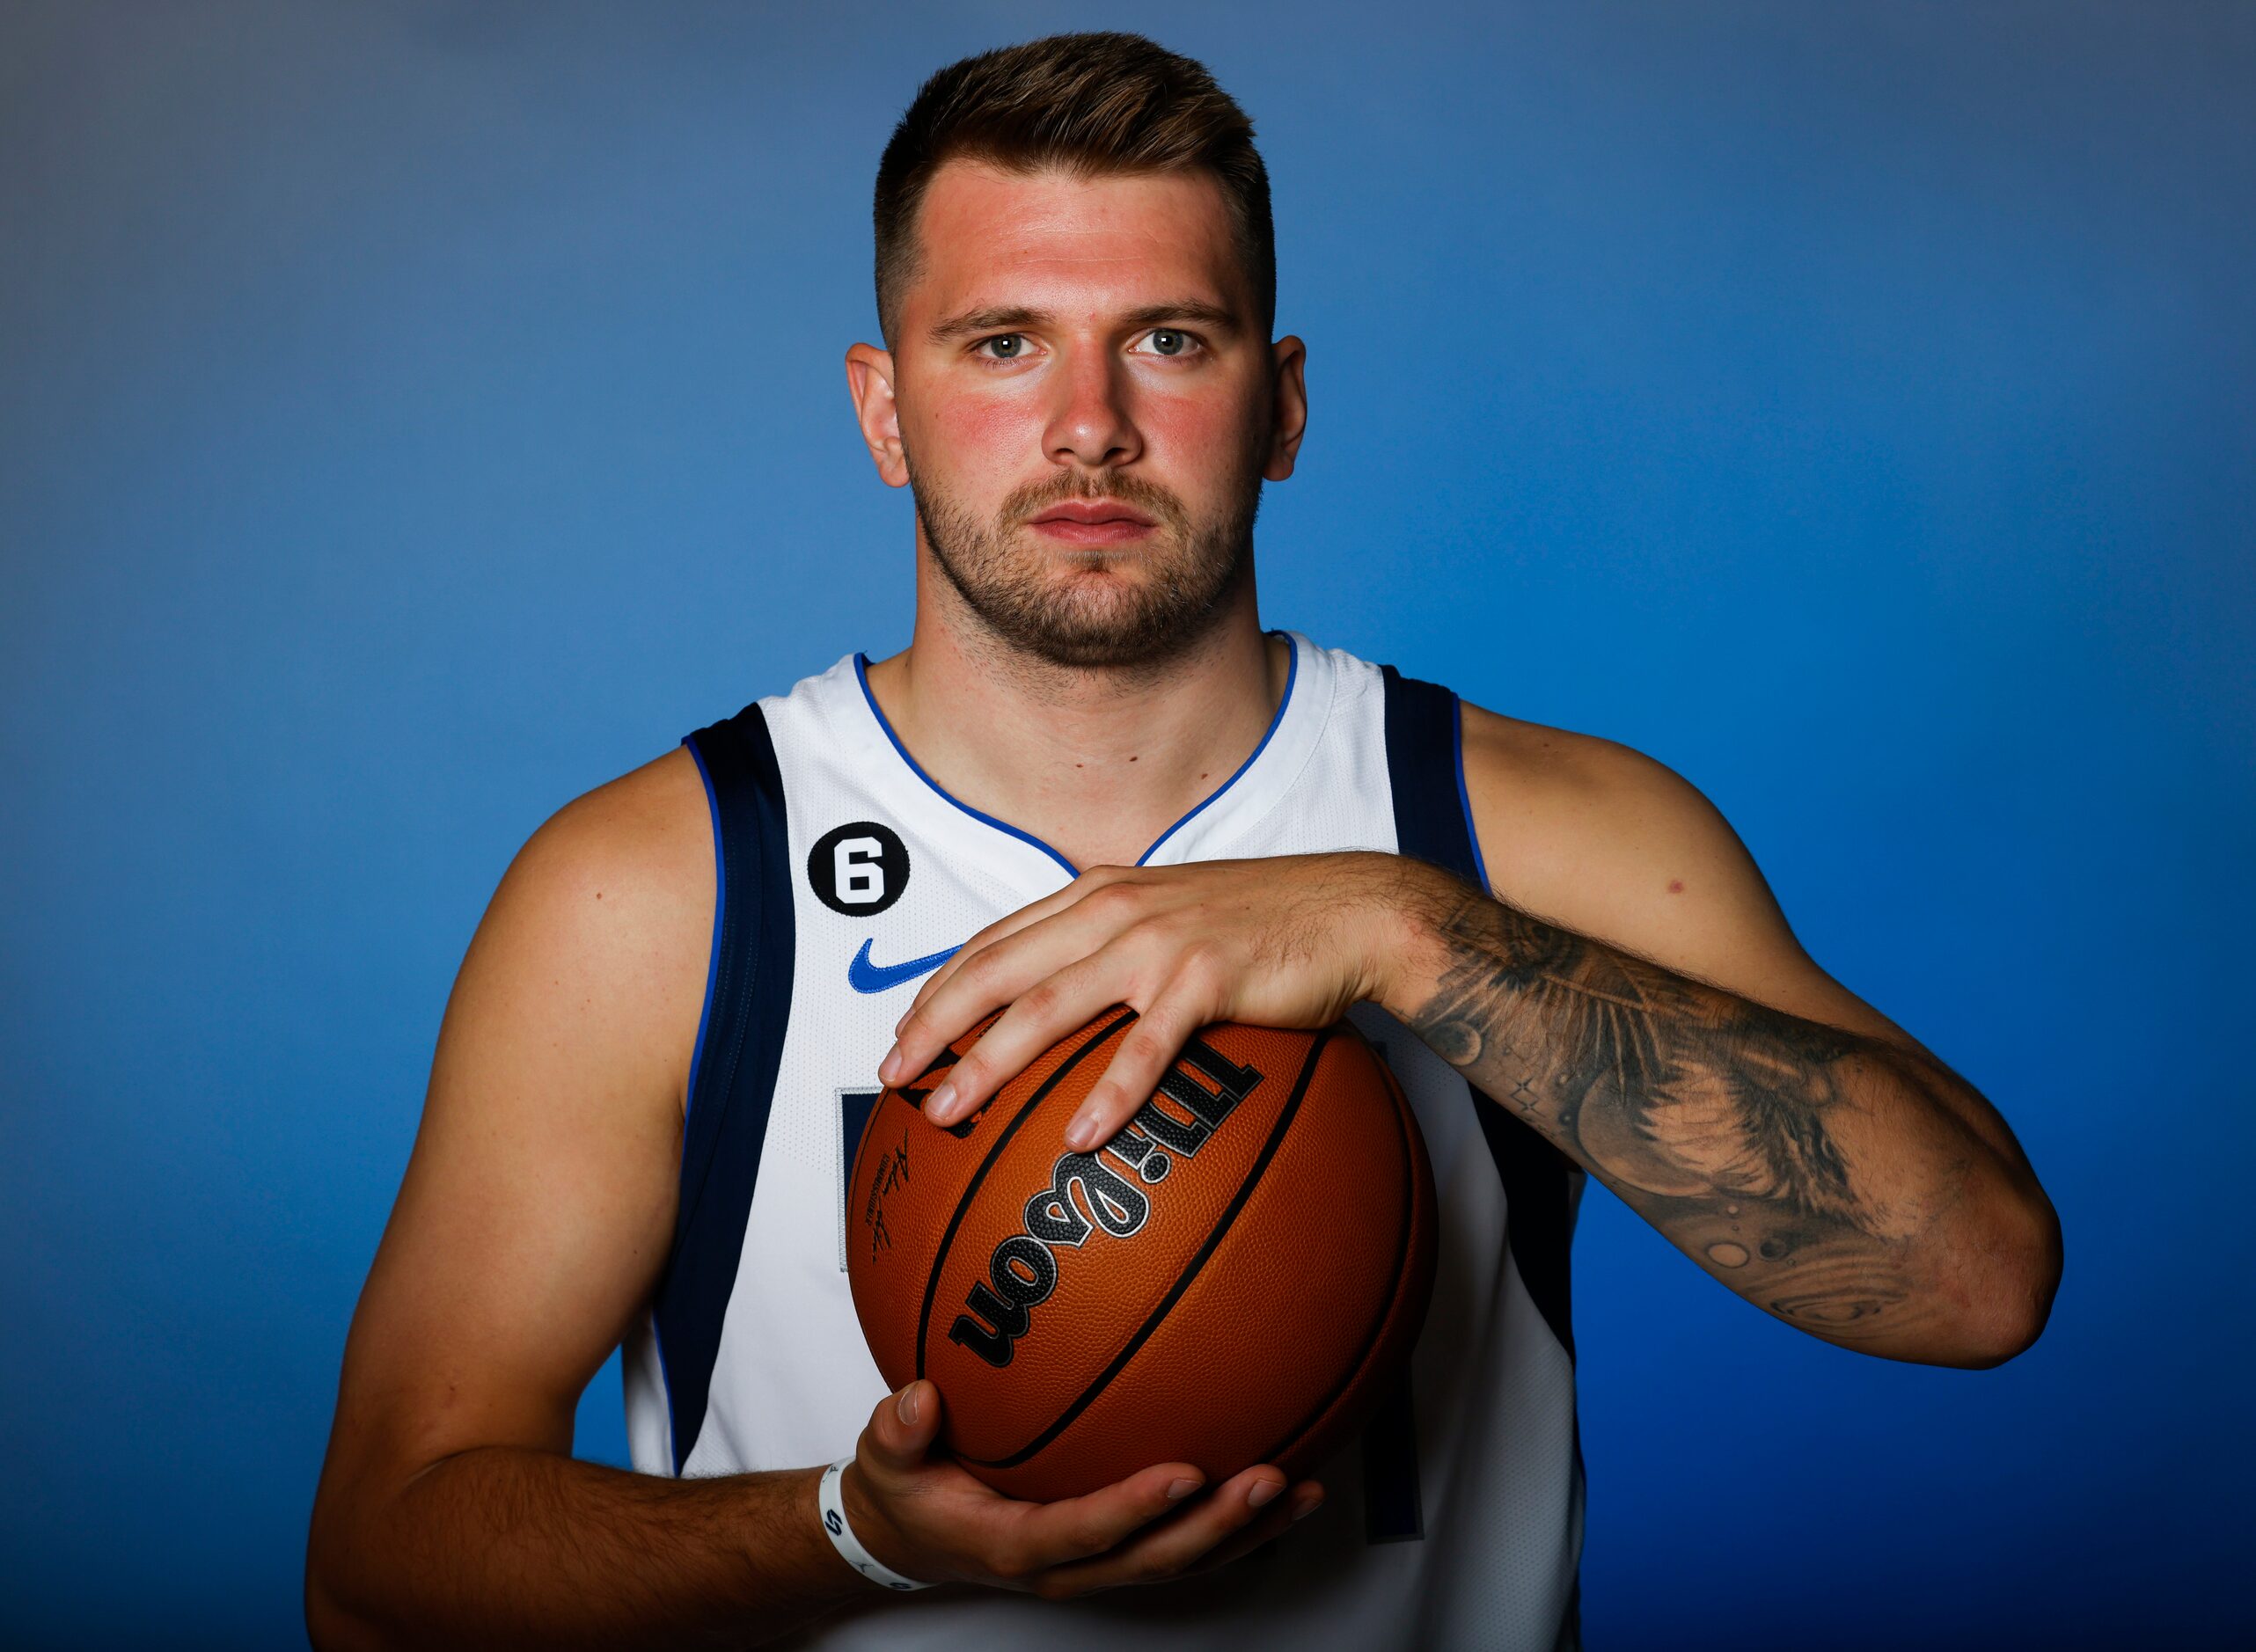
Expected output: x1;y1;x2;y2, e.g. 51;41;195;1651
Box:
876;852;1447;1149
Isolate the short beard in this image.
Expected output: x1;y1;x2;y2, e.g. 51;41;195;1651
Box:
907;457;1263;673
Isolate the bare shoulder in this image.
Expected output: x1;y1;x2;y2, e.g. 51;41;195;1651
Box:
1455;701;1754;928
1456;700;1910;1044
513;742;712;902
319;744;715;1495
472;742;715;1115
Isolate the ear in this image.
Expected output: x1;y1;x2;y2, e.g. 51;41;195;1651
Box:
1263;334;1308;482
845;342;909;487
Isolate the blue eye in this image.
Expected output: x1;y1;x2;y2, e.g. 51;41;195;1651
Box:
1148;330;1187;355
981;334;1025;359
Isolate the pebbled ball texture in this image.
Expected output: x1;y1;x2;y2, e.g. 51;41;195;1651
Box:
846;1009;1438;1503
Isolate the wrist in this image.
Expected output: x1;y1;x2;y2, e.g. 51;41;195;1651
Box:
824;1459;934;1592
1364;852;1463;1022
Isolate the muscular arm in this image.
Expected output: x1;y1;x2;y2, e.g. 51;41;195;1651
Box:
1391;710;2062;1366
312;1453;848;1652
306;749;1308;1648
868;705;2062;1368
304;749;868;1649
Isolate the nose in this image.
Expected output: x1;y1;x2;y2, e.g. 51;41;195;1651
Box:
1043;341;1141;471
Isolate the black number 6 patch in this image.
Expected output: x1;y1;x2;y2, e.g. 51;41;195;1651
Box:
807;821;909;917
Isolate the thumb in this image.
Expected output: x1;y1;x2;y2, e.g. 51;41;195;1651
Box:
863;1378;941;1474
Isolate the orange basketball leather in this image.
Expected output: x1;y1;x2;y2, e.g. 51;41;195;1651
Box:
846;1010;1438;1503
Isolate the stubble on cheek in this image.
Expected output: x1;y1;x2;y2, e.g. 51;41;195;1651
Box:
905;460;1257;671
896;356;1271;668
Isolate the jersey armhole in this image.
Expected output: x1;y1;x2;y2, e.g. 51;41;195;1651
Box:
1450;694;1493;895
656;704;796;1474
680;735;728;1126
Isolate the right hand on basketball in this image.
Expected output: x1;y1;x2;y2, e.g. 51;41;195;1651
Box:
839;1379;1323;1598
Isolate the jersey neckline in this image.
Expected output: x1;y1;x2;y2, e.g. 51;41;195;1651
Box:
848;631;1302;879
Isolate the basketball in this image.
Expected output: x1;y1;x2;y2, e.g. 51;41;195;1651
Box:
846;1009;1439;1503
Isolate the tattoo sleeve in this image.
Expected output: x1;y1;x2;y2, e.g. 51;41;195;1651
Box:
1404;889;1989;1349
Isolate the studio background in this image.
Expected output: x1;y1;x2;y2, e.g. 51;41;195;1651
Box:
4;3;2249;1647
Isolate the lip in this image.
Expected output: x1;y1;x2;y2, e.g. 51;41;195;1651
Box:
1028;500;1158;527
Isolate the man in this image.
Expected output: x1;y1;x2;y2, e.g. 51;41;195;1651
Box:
307;31;2060;1651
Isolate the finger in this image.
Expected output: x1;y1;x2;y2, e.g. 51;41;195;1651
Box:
922;947;1147;1127
858;1379;941;1480
898;873;1117;1027
1177;1479;1326;1579
1060;975;1216;1152
900;863;1146;1030
882;898;1136;1100
881;930;1069;1103
897;917;1020;1030
880;922;1058;1089
1030;1466;1294;1597
995;1461;1209;1576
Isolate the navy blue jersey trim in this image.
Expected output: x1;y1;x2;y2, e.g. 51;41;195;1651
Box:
852;632;1300;875
1381;665;1578;1363
653;702;797;1474
680;737;728;1127
1359;1377;1425;1543
1449;693;1492;894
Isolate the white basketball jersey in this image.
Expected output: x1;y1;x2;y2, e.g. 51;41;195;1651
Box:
623;633;1585;1649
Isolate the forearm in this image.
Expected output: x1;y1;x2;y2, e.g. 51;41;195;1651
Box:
307;1445;864;1651
1382;866;2060;1365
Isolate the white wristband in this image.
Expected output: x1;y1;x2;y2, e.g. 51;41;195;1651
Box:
818;1458;934;1592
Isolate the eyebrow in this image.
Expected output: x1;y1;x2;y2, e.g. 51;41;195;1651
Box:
927;299;1245;345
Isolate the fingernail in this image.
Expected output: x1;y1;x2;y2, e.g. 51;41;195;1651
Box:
1292;1495;1323;1522
897;1385;919;1426
1247;1479;1283;1509
926;1082;956;1122
1165;1476;1202;1501
878;1046;902;1085
1063;1107;1101;1152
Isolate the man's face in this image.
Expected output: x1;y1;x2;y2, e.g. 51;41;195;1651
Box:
853;160;1304;670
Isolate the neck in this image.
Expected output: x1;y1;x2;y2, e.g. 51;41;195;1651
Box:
861;558;1285;873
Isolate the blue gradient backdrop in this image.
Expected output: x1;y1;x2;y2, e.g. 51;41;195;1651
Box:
4;4;2250;1647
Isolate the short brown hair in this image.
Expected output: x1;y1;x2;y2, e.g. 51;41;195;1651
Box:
872;32;1275;350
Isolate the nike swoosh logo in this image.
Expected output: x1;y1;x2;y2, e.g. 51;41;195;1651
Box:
847;938;961;995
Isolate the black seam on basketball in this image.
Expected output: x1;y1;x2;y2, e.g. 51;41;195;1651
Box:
912;1008;1139;1378
1255;1037;1423;1473
963;1027;1335;1471
845;1045;963;1227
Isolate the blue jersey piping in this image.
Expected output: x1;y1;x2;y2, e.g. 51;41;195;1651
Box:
1450;694;1493;893
1136;632;1299;866
660;734;728;1471
852;632;1300;875
853;655;1081;878
680;734;728;1127
651;1312;679;1477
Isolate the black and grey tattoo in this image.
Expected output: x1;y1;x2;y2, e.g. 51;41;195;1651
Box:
1407;895;1972;1345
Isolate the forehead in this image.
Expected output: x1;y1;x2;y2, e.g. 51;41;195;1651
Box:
905;160;1246;326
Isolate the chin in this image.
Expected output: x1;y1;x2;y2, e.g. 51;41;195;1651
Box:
1028;557;1173;612
1041;582;1158;634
